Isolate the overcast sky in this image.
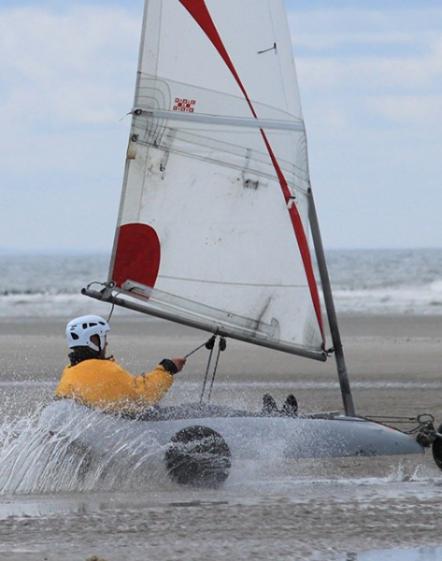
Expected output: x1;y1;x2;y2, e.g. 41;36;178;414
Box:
0;1;440;252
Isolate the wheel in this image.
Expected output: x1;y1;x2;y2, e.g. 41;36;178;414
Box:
432;423;442;471
165;425;231;487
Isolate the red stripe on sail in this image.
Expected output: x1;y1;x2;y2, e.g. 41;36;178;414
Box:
112;223;161;289
260;134;324;337
179;0;257;118
179;0;324;340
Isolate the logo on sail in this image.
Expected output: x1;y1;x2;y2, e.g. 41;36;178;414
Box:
173;98;196;112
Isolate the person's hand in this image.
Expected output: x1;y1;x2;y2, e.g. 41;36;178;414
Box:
171;357;186;373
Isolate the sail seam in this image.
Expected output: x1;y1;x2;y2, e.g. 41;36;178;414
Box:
137;108;305;131
158;275;309;288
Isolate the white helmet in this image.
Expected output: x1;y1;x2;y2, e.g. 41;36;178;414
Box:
66;315;110;352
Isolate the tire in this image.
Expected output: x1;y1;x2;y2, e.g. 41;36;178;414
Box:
432;423;442;471
165;425;231;487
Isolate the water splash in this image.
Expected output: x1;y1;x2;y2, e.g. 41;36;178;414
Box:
0;404;169;495
0;400;436;497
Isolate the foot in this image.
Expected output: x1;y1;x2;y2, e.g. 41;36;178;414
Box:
281;394;298;416
262;393;278;415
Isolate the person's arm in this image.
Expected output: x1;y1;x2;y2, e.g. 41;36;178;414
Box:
131;357;186;405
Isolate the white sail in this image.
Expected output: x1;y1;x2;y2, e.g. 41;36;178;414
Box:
109;0;325;357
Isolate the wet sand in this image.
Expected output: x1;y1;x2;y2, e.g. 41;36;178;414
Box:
0;314;442;560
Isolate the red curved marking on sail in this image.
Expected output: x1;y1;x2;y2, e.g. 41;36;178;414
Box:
178;0;324;340
112;223;161;289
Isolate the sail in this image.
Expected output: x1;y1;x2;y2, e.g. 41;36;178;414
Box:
108;0;325;358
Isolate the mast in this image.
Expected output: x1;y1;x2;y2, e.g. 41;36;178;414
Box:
307;188;356;417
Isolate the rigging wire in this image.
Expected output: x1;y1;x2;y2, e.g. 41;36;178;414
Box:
182;334;227;404
207;337;227;402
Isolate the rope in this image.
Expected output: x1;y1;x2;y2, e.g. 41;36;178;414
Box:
107;301;116;323
207;337;227;402
184;335;216;359
83;281;117;324
364;413;435;435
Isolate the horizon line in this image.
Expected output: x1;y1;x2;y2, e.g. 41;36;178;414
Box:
2;245;442;256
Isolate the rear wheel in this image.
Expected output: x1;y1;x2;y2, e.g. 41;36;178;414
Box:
432;424;442;471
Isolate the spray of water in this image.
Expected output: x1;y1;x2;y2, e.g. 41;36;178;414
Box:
0;403;170;495
0;399;436;497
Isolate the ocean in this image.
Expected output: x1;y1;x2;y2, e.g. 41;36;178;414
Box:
1;248;442;317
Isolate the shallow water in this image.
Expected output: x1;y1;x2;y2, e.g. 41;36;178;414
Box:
1;474;442;560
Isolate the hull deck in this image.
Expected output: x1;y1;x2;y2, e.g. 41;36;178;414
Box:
40;400;423;461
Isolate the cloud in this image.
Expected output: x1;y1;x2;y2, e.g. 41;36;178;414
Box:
286;7;442;135
288;7;442;86
296;43;442;93
291;31;421;53
0;5;140;129
369;94;442;126
286;5;442;38
0;4;142;251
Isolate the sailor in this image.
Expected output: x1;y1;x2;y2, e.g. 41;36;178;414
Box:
55;314;185;413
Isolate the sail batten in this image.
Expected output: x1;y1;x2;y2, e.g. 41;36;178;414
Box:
108;0;326;357
134;108;306;132
158;275;309;289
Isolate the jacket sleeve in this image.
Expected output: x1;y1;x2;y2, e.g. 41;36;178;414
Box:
131;364;174;405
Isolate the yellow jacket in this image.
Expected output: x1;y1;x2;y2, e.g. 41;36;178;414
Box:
55;358;174;413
